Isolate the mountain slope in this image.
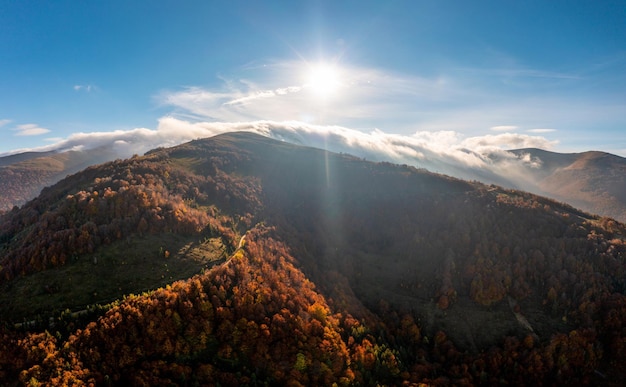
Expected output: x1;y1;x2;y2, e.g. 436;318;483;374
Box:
0;147;119;212
1;132;625;385
509;148;626;222
3;137;626;225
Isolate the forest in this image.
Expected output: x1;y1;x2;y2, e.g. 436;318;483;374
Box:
0;132;625;385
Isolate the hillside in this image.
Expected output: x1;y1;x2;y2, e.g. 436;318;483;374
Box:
508;148;626;222
3;140;626;225
1;132;625;385
0;147;119;212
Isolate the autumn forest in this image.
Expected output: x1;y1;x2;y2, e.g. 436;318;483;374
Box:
0;132;625;386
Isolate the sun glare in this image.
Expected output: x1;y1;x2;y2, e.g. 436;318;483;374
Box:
306;63;341;98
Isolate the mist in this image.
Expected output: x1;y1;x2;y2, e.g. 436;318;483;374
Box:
1;117;558;196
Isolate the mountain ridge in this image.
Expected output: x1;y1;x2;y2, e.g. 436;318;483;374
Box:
0;146;122;212
507;148;626;222
3;135;626;224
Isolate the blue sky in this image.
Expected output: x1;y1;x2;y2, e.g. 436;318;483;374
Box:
1;0;625;156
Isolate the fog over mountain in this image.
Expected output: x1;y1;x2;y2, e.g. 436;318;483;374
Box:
2;119;625;223
1;118;553;195
505;148;626;223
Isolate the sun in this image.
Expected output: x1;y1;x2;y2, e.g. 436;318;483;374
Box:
305;62;342;98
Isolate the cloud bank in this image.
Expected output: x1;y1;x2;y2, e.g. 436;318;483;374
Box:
1;117;556;193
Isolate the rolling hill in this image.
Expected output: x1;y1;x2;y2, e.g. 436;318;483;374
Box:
0;147;120;212
508;148;626;223
0;132;625;385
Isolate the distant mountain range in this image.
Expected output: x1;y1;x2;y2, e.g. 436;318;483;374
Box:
506;148;626;223
1;132;625;385
0;147;120;212
2;138;626;224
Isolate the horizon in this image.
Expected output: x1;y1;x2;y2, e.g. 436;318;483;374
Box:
1;1;625;157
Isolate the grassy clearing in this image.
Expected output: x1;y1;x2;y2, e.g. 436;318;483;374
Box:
0;233;227;322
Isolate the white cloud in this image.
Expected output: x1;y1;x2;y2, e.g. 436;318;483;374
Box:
6;53;625;159
0;119;11;127
161;119;556;188
44;137;64;143
6;117;557;190
3;59;574;186
73;84;95;92
8;117;552;158
490;125;518;131
224;86;303;106
461;133;556;151
13;123;51;136
153;59;625;147
276;86;301;95
156;61;473;131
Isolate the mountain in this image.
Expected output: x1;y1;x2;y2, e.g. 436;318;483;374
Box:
507;148;626;222
0;147;120;213
0;151;59;167
3;137;626;228
1;132;625;385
